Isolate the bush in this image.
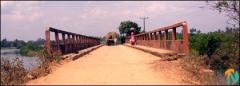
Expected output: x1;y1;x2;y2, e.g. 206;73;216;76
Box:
189;27;239;72
19;46;29;56
19;44;43;56
190;32;222;57
28;50;52;79
1;58;29;85
180;55;226;85
1;49;54;85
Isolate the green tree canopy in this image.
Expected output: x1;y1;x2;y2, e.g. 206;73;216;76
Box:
118;20;141;36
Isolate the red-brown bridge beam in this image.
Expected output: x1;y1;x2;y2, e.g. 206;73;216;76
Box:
182;22;189;55
125;21;190;55
164;30;168;49
55;32;60;52
62;33;67;53
172;28;177;52
45;28;51;57
44;27;101;57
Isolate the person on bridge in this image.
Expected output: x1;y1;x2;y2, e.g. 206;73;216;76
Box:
129;28;135;46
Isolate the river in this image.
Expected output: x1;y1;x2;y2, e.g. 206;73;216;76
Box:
1;48;40;70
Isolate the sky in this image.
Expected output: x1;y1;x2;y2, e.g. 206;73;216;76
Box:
1;1;230;41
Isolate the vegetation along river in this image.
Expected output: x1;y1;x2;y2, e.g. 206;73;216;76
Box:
1;48;40;70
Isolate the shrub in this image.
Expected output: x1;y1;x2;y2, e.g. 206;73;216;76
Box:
190;32;222;58
19;44;43;56
1;49;53;85
190;27;239;72
1;58;29;85
27;50;52;80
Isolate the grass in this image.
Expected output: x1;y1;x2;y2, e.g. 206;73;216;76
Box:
1;50;54;85
1;57;29;85
179;55;226;85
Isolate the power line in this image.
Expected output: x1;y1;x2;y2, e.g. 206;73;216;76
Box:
140;16;149;33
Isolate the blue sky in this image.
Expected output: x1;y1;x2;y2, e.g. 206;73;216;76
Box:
1;1;230;41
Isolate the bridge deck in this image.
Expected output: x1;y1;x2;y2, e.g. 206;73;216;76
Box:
27;45;189;85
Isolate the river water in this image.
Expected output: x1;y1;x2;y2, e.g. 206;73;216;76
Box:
1;49;40;70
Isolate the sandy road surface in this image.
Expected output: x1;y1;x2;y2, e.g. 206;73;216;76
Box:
27;45;189;85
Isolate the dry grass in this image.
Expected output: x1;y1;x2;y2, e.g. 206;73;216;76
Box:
1;50;54;85
1;57;29;85
179;55;226;85
26;50;55;80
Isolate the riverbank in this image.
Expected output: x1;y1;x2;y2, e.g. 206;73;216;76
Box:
1;47;17;50
1;48;39;70
1;45;102;85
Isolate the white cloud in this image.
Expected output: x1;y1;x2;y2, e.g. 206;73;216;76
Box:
1;1;43;22
1;1;229;41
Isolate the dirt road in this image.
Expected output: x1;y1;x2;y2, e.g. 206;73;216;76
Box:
27;45;189;85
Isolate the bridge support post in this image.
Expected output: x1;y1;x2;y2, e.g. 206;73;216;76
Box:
144;34;147;46
153;32;157;48
86;36;88;48
135;36;137;45
83;36;86;48
45;28;52;57
77;35;80;50
76;35;79;51
150;33;153;40
75;35;78;50
89;38;92;47
67;34;71;53
72;34;76;52
62;33;66;54
142;35;144;45
86;37;89;47
154;32;157;40
71;35;74;52
80;36;83;49
172;28;177;52
164;30;168;49
79;35;82;49
55;32;60;53
86;37;88;47
159;31;162;48
182;22;190;55
147;33;149;46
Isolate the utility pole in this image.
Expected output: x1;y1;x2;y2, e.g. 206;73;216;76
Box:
140;16;149;33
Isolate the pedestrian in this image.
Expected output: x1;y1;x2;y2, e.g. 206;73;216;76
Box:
129;28;135;45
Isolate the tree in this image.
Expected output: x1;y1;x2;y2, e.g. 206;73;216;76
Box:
190;32;222;57
12;39;26;48
118;20;141;36
190;28;197;37
34;38;45;45
206;0;239;26
190;28;197;34
1;38;7;47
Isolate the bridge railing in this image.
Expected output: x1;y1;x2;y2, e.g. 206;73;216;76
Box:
45;27;100;57
125;21;189;55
